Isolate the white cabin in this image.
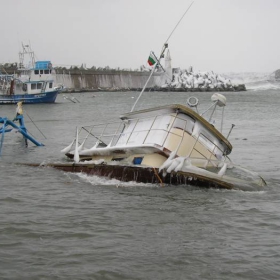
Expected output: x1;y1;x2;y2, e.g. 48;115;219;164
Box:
69;104;232;169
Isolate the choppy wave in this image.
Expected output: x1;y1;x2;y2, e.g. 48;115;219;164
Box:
222;72;280;91
72;172;158;188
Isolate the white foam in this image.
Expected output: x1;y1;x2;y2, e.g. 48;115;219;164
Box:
73;172;158;188
222;71;280;91
246;83;280;91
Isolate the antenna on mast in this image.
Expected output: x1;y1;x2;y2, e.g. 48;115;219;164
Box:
164;1;195;44
19;43;35;70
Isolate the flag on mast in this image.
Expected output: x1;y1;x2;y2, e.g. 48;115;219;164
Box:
147;52;156;66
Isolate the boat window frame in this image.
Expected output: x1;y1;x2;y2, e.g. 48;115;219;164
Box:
171;113;195;135
196;133;224;159
31;83;36;90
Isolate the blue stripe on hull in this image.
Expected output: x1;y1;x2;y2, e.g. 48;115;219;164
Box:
0;91;59;104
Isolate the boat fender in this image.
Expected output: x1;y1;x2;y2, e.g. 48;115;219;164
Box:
167;159;180;173
218;163;227;176
187;96;199;107
61;138;75;153
74;128;80;163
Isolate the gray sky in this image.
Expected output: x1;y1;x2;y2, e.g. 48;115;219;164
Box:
0;0;279;73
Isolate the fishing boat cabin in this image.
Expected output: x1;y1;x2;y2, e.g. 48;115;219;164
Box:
16;61;56;95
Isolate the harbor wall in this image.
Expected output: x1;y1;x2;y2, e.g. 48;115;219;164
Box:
54;69;246;92
54;69;164;91
1;65;246;92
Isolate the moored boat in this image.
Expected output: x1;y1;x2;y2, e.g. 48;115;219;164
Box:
0;44;63;104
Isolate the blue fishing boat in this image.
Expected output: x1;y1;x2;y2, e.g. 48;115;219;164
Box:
0;44;63;104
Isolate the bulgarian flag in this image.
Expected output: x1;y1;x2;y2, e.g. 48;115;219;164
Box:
147;52;156;66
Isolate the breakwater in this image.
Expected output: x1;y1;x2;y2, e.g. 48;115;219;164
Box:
1;64;246;92
54;69;246;92
54;69;163;92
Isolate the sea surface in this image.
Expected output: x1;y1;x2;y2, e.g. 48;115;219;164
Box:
0;87;279;280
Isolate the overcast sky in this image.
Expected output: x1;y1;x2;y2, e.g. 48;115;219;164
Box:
0;0;279;73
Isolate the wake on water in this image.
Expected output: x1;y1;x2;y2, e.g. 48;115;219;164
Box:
68;172;158;188
223;71;280;91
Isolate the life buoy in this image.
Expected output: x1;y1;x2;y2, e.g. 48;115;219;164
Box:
187;96;199;107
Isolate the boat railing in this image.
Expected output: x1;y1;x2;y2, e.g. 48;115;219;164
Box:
76;113;225;169
188;134;223;168
78;120;125;148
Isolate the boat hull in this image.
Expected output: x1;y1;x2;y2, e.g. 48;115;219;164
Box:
0;90;59;104
26;162;235;189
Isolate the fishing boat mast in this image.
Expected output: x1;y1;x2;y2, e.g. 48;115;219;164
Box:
18;43;35;71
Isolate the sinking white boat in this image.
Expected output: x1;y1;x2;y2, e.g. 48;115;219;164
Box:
29;42;264;190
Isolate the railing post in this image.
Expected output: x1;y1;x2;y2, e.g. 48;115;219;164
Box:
174;118;188;156
125;119;139;145
110;121;124;146
162;112;179;148
142;115;158;145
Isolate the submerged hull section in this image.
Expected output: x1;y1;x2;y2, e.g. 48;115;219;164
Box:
0;90;59;104
27;162;236;190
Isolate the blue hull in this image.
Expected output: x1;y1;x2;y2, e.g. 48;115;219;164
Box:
0;90;59;104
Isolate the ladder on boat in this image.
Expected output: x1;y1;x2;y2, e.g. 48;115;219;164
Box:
41;81;47;93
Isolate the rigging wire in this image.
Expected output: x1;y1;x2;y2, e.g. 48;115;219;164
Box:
159;1;196;82
25;110;47;139
164;1;195;45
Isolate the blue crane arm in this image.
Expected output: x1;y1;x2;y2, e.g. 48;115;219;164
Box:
0;116;44;147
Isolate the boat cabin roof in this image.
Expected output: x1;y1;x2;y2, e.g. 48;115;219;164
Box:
33;61;52;70
121;103;232;152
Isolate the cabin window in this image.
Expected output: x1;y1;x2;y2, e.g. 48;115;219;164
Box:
49;82;53;88
44;70;50;74
40;70;43;74
173;113;195;134
198;134;216;152
130;118;154;145
37;83;42;89
144;115;172;146
22;83;27;91
31;84;36;90
173;117;187;131
34;70;39;75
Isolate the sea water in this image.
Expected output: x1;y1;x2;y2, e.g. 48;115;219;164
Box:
0;85;280;279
